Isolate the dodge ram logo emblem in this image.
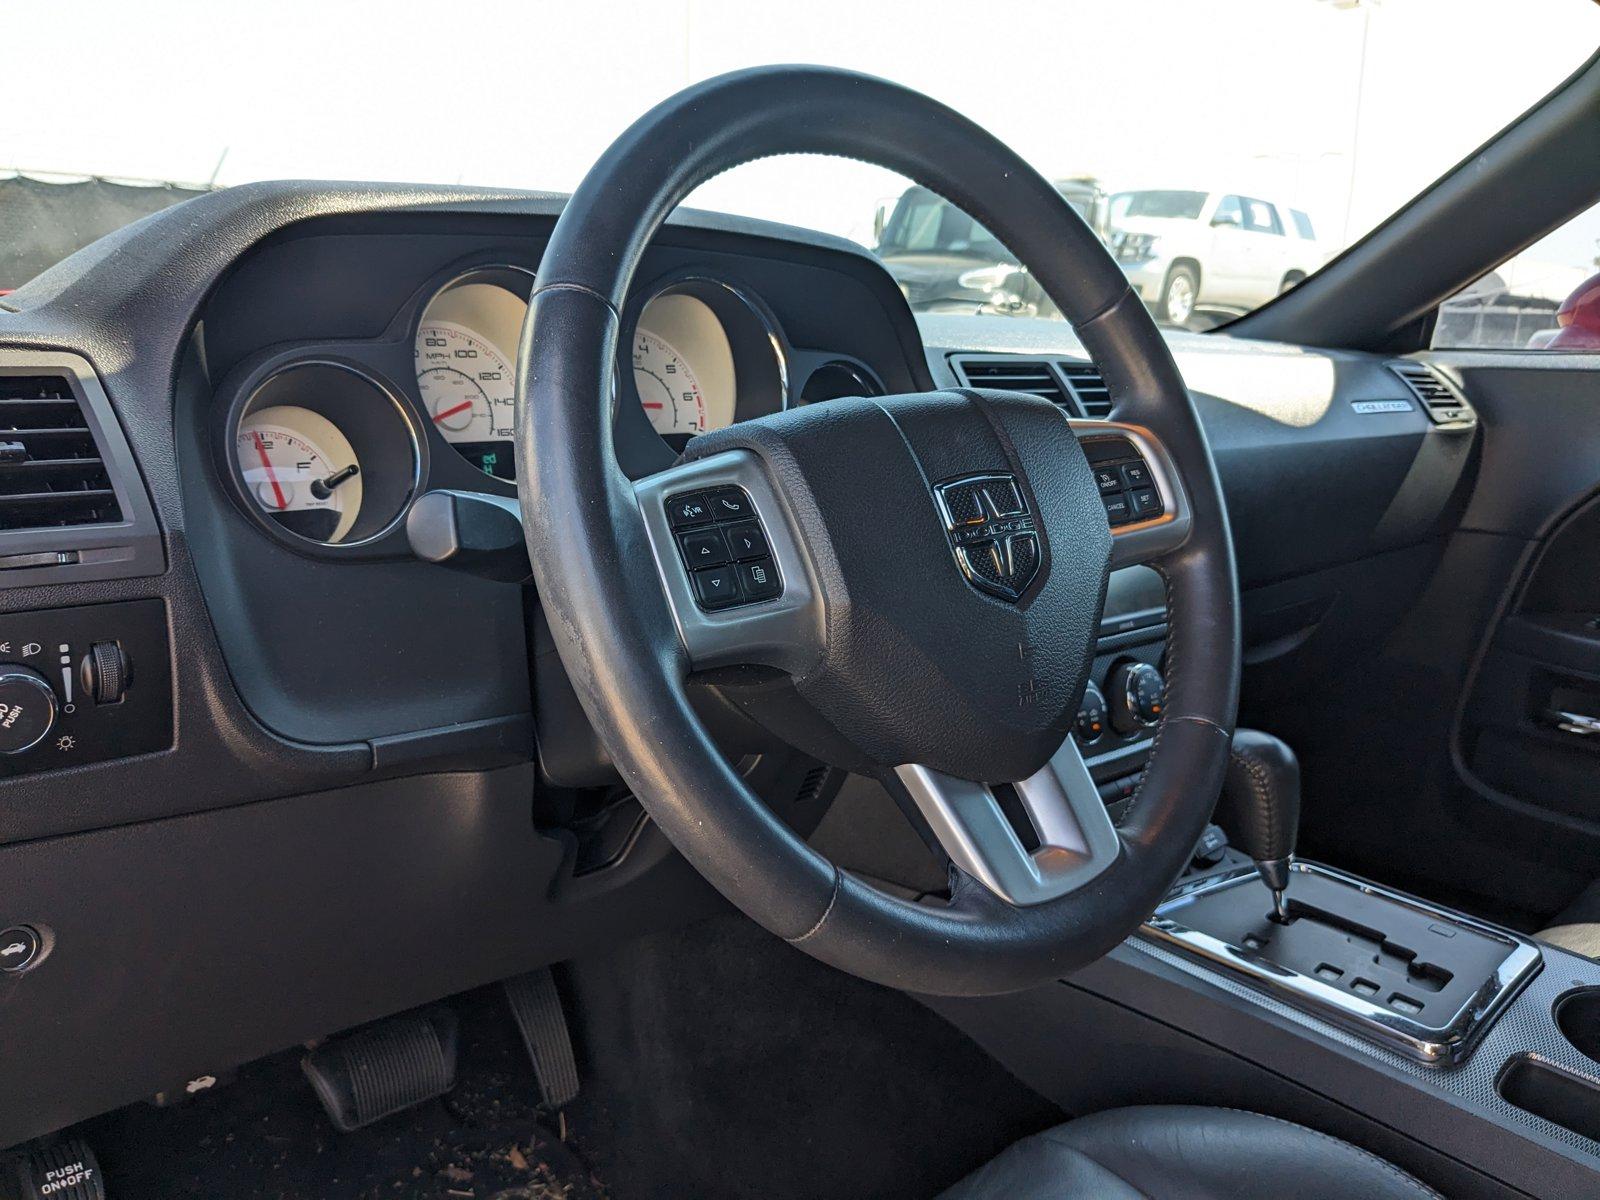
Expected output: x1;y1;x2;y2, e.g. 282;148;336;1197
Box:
932;473;1040;601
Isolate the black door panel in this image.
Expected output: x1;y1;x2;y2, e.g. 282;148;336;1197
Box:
1245;355;1600;919
1462;483;1600;831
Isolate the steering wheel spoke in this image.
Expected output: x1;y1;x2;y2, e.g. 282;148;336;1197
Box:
633;449;823;673
1069;418;1194;568
894;736;1121;907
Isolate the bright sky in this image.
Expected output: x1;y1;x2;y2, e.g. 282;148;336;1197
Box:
2;0;1597;277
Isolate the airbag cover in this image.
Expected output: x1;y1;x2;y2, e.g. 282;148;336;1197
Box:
686;389;1110;782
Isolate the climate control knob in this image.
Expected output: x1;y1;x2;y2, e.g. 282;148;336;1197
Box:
1075;682;1108;745
0;666;58;754
1108;661;1165;734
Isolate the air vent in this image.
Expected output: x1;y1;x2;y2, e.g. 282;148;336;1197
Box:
794;764;838;807
954;359;1070;406
1389;362;1476;427
0;376;123;530
1059;362;1114;418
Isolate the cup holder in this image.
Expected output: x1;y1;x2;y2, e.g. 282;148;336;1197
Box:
1497;1055;1600;1142
1556;987;1600;1065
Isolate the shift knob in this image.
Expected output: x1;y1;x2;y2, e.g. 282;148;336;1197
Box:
1218;729;1300;919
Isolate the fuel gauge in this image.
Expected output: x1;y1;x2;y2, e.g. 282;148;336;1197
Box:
236;405;363;543
222;360;420;553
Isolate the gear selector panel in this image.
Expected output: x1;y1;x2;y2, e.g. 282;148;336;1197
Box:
1144;861;1541;1064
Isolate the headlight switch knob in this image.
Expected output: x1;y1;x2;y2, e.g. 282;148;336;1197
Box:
0;667;58;755
80;641;131;706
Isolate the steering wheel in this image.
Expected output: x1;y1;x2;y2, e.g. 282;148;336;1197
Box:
517;66;1239;996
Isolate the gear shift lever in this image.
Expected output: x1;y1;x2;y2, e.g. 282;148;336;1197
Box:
1217;730;1301;921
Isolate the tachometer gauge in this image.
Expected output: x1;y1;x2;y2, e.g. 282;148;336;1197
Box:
235;404;363;543
633;329;707;435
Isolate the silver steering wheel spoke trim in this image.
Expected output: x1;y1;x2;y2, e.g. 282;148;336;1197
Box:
634;449;823;672
895;735;1121;906
1069;418;1193;568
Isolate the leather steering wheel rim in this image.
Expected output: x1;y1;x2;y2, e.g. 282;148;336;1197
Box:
518;66;1240;996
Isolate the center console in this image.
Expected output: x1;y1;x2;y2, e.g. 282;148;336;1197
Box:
1076;566;1166;811
925;719;1600;1198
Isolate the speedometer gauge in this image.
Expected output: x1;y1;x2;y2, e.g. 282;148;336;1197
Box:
633;329;707;434
413;273;531;483
235;404;363;543
415;322;516;441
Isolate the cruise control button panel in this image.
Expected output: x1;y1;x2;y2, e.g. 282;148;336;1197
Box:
1084;438;1164;529
665;488;784;611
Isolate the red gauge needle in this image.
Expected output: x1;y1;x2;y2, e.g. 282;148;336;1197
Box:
433;400;474;424
641;402;664;410
252;431;288;510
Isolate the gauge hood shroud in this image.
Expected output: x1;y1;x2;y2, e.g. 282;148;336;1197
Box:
685;388;1112;783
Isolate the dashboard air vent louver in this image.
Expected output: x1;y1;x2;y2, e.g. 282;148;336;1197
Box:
1388;362;1476;428
0;376;124;530
954;359;1070;407
1059;362;1114;418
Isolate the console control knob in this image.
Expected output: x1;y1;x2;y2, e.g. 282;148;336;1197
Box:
80;641;130;705
1075;682;1107;745
1108;661;1165;734
0;667;57;754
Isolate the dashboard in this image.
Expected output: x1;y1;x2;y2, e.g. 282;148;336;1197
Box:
0;182;1483;1150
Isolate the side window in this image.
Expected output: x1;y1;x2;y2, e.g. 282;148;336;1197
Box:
1242;198;1283;235
1211;195;1243;228
1290;210;1316;241
1433;197;1600;351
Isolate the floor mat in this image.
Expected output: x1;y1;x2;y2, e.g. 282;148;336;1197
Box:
76;913;1057;1199
561;912;1061;1200
80;988;609;1200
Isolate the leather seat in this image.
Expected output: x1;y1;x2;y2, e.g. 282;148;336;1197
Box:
1539;878;1600;957
939;1105;1440;1200
1541;922;1600;957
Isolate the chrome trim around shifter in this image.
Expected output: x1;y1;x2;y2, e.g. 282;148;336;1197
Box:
1140;861;1543;1065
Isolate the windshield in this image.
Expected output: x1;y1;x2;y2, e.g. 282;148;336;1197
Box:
5;0;1598;330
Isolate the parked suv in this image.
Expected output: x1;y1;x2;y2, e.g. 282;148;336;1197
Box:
873;179;1107;316
1108;189;1324;326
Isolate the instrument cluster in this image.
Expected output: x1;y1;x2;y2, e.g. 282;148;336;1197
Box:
216;260;882;555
